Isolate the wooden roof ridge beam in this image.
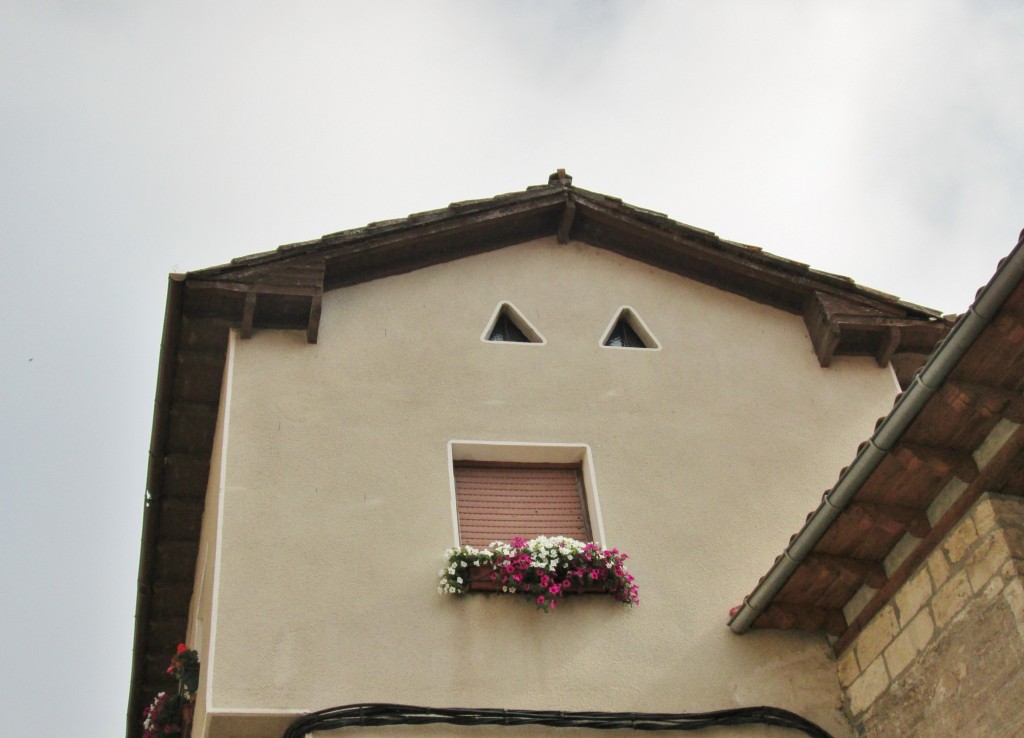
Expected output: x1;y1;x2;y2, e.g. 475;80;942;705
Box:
876;327;902;368
753;601;847;637
846;501;931;539
803;293;841;367
240;290;256;339
307;293;322;344
893;441;981;482
802;290;950;368
802;552;888;589
944;379;1024;422
556;197;576;244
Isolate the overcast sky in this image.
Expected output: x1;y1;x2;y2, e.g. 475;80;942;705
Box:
2;2;1022;736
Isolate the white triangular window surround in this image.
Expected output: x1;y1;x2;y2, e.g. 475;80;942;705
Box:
481;302;546;345
600;307;660;350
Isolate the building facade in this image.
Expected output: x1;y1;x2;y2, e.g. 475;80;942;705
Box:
134;173;1019;738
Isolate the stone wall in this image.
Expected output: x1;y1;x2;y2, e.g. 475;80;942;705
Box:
837;493;1024;736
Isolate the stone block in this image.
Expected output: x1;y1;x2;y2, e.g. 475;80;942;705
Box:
943;516;978;564
927;477;966;526
1003;527;1024;558
885;532;919;577
854;604;899;669
837;647;860;689
883;608;935;678
967;530;1014;592
990;495;1024;532
1003;577;1024;628
972;494;999;537
928;548;951;589
843;583;878;626
932;570;972;628
974;418;1020;469
981;574;1006;599
848;656;889;716
894;565;934;627
1002;558;1024;582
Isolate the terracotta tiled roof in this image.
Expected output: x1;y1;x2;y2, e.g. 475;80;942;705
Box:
730;229;1024;656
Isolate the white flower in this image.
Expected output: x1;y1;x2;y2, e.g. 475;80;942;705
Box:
456;576;463;584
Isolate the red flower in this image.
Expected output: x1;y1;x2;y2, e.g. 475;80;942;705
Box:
176;643;189;654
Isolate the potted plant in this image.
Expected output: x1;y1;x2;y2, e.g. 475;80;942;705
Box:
439;535;639;611
142;644;200;738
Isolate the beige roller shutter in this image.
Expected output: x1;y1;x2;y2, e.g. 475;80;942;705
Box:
454;463;591;547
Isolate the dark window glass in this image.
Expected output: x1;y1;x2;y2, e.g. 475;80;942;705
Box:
488;312;529;342
605;318;647;348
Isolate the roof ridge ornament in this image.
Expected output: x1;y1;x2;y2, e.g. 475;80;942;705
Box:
548;168;572;186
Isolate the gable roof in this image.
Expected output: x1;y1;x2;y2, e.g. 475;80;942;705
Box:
729;228;1024;657
127;172;952;737
184;170;949;377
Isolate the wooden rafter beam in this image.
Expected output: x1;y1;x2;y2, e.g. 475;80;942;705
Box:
894;441;980;482
945;379;1024;423
846;501;932;539
240;290;256;339
754;602;847;637
835;421;1024;655
875;327;902;368
307;294;322;344
556;198;576;244
803;553;888;589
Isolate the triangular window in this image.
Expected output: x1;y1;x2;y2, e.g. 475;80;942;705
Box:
601;307;659;350
489;312;529;342
482;302;545;344
605;319;645;348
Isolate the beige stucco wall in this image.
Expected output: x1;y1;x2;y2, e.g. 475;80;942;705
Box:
187;352;229;737
192;238;901;738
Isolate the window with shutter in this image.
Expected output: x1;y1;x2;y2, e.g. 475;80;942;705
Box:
454;462;591;547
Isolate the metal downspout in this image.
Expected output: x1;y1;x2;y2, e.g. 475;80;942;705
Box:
729;229;1024;634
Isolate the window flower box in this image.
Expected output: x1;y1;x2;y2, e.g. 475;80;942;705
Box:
439;536;639;611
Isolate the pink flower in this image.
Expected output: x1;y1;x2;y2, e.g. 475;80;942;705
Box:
537;595;545;604
549;584;561;595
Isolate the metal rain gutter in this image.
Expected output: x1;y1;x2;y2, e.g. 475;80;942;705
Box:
729;229;1024;634
126;274;187;736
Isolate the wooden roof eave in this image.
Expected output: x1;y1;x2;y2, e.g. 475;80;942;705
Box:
729;228;1024;650
182;181;951;370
